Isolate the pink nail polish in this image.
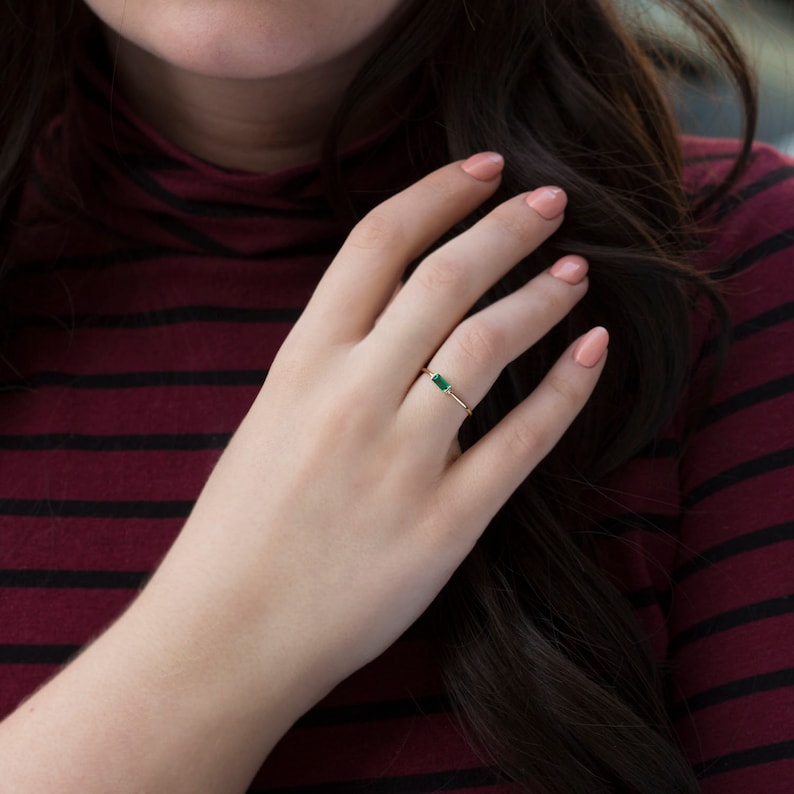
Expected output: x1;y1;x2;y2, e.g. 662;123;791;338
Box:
550;256;588;285
526;187;567;220
460;152;504;181
573;327;609;368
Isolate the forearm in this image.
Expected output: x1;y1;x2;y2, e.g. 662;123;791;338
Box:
0;564;308;794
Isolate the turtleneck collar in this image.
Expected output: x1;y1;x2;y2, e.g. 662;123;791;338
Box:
44;26;436;258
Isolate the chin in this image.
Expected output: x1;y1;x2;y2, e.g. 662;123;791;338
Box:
124;14;313;80
91;1;400;82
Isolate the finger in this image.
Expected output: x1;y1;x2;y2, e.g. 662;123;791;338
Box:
294;153;505;345
365;186;568;383
402;257;590;439
437;327;608;536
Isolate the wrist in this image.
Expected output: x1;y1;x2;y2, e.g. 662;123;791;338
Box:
0;549;325;793
127;557;320;743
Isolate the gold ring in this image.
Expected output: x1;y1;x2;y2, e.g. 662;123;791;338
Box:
421;368;473;417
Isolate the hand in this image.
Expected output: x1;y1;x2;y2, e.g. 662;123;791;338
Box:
0;154;608;793
148;152;607;716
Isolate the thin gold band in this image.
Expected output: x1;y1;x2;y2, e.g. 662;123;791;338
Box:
421;367;473;417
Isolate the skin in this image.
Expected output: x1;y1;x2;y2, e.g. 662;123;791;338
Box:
0;156;606;793
0;4;608;790
82;0;407;171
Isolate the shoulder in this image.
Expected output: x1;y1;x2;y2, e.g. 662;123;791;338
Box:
679;137;794;364
666;142;794;786
674;138;793;512
681;136;794;279
678;138;793;499
680;135;794;198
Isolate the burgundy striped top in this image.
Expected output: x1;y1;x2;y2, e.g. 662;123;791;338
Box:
0;46;793;793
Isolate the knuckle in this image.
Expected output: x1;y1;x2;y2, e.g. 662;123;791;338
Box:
421;170;460;204
415;253;467;294
500;206;541;244
318;385;378;439
504;418;547;460
545;372;582;406
455;318;503;365
347;210;404;252
537;282;568;318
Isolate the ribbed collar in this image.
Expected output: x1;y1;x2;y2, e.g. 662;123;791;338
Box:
45;29;434;257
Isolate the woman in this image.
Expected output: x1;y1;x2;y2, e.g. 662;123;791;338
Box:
0;0;791;791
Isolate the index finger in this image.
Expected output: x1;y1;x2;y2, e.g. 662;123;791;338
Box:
295;153;505;344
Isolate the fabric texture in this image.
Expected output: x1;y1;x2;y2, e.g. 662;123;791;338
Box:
0;45;793;793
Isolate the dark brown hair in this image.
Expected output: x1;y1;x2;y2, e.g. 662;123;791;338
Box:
325;1;756;791
0;1;756;791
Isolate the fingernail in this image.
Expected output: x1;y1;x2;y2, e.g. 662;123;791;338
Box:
550;256;588;285
573;327;609;368
526;187;566;220
461;152;504;181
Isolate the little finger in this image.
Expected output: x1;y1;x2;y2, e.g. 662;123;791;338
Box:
436;327;608;536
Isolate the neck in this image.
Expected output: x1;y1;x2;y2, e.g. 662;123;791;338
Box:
104;31;382;173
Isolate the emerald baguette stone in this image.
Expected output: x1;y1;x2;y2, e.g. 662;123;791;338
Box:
431;372;451;392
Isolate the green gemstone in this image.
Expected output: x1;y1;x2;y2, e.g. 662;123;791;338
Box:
431;373;451;392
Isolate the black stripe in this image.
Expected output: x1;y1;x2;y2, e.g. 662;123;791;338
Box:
715;226;794;280
0;369;267;391
716;165;794;222
700;373;794;428
9;305;302;331
143;210;339;260
687;154;794;209
9;247;176;276
0;645;79;665
728;300;794;343
671;667;794;721
693;740;794;779
295;695;451;730
698;299;794;360
668;595;794;655
0;499;192;519
123;166;266;220
683;447;794;507
688;181;718;206
716;165;794;223
0;570;147;589
140;212;246;257
0;432;230;451
122;164;329;221
674;521;794;584
683;150;741;167
10;235;336;276
626;546;794;668
258;767;503;794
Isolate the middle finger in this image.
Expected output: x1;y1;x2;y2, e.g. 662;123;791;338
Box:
364;187;568;389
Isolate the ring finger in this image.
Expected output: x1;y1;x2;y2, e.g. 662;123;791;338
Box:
399;256;590;441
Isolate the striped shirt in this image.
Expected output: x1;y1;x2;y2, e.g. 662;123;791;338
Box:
0;49;792;793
